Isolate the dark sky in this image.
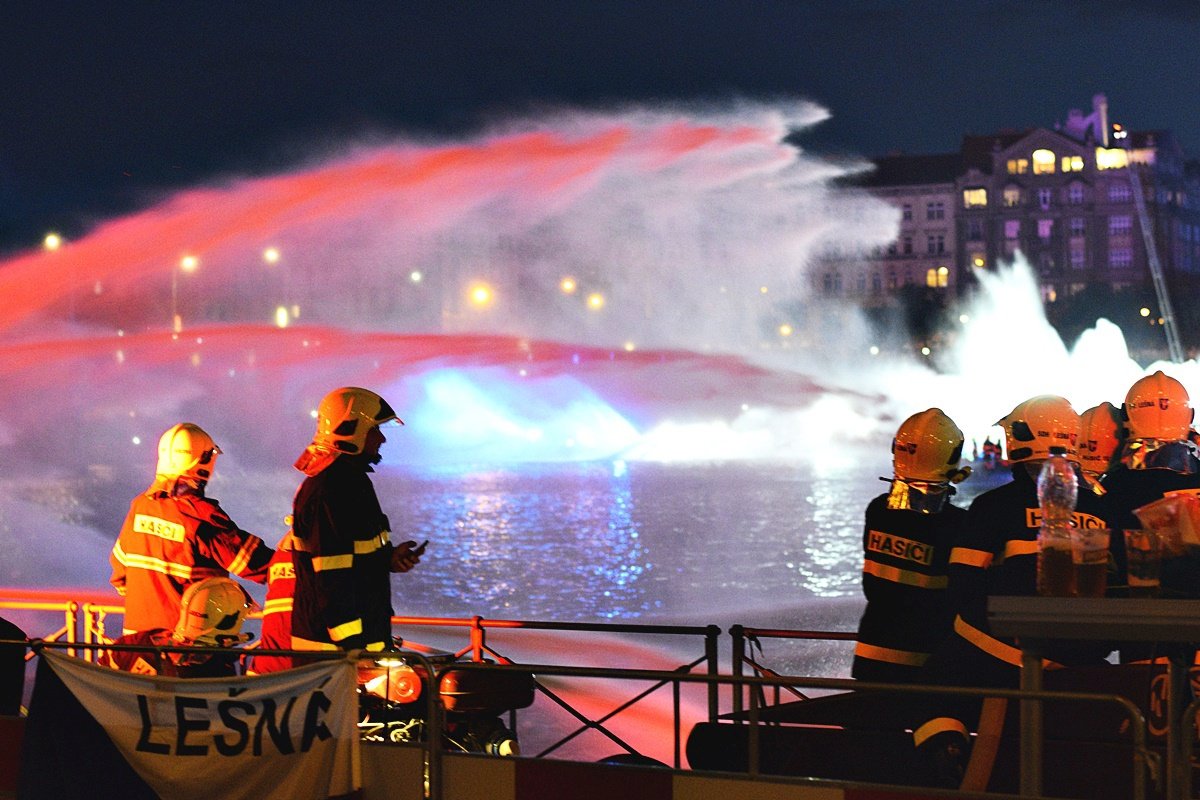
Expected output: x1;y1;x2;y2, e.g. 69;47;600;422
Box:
3;1;1199;248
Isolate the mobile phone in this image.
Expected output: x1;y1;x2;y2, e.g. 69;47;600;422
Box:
415;539;430;554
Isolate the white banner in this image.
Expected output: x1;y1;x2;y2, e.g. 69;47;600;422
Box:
43;649;361;800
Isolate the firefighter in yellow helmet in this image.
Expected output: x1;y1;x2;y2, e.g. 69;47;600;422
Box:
912;396;1116;787
98;576;254;677
290;388;424;654
852;409;970;683
110;423;273;635
1078;402;1125;483
1103;371;1200;604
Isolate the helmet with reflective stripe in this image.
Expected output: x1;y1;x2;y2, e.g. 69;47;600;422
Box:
175;577;252;646
996;395;1080;464
1079;402;1124;476
892;408;965;482
156;423;221;483
313;387;402;455
1124;370;1193;441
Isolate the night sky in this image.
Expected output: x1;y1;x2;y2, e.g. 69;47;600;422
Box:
3;1;1199;248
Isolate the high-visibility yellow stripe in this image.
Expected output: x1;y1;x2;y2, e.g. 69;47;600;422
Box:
354;531;390;554
329;618;363;642
227;539;258;575
1004;540;1038;558
854;641;929;666
312;554;353;572
291;634;339;652
117;551;194;580
263;597;293;615
950;547;993;568
913;717;968;747
954;615;1063;669
863;561;947;589
365;641;387;652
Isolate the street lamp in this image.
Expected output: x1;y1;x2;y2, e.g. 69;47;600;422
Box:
173;255;199;333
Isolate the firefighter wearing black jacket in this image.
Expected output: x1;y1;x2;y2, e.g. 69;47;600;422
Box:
1102;371;1200;599
853;408;971;683
912;395;1116;787
290;387;423;654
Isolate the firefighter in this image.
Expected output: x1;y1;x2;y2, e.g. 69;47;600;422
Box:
1078;401;1126;486
1103;370;1200;593
245;529;297;674
110;423;273;634
290;387;424;655
912;395;1116;787
852;408;970;683
98;576;254;677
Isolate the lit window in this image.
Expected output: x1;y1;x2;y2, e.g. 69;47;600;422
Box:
1005;220;1021;239
937;266;949;287
963;188;987;208
1061;155;1084;172
1038;219;1054;239
1096;147;1128;170
1032;149;1056;174
1004;187;1021;207
1108;181;1131;202
926;268;938;288
1007;158;1029;175
971;253;986;268
1109;215;1132;235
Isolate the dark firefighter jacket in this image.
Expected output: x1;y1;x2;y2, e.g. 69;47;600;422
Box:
1102;461;1200;596
291;456;395;652
946;465;1115;668
110;490;272;634
853;493;965;682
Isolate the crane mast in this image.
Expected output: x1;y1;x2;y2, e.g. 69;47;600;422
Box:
1115;125;1184;363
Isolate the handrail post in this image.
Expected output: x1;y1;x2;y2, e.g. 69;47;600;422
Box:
704;624;720;722
730;625;744;718
66;602;79;658
470;616;485;662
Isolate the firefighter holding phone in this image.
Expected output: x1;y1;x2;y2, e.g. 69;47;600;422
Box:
290;387;426;654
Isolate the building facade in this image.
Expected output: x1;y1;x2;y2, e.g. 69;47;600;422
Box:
824;95;1200;317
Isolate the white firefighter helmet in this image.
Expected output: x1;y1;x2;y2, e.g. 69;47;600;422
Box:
892;408;966;482
996;395;1081;464
1124;370;1193;441
312;387;402;455
175;577;253;647
1079;402;1124;476
156;423;221;483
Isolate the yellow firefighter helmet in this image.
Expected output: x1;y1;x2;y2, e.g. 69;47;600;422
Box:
312;387;402;455
1079;402;1124;476
175;577;252;647
996;395;1080;464
156;423;221;484
1124;370;1193;441
892;408;966;482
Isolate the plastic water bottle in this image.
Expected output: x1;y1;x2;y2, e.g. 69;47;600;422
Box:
1036;447;1078;596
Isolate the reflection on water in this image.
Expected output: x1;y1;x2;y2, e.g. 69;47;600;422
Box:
374;456;891;626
